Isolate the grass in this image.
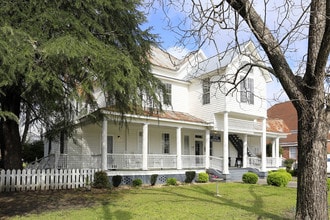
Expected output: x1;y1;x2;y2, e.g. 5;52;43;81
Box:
3;182;301;220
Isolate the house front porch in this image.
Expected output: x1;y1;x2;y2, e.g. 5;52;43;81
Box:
55;153;280;173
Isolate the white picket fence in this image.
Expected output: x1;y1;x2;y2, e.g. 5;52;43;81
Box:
0;168;100;192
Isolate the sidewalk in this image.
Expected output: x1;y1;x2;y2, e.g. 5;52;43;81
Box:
257;178;297;188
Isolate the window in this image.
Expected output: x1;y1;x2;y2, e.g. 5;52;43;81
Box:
162;133;170;154
202;78;210;105
289;147;297;160
163;83;172;105
184;135;190;155
107;136;113;154
240;76;254;104
210;141;213;156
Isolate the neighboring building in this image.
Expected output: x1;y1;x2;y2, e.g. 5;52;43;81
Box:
267;101;330;160
31;41;289;182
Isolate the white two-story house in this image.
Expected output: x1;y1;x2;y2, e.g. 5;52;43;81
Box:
38;41;289;183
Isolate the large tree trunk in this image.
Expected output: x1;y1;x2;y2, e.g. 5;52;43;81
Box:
0;87;22;170
295;102;328;219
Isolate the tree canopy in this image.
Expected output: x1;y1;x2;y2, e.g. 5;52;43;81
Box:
147;0;330;219
0;0;164;169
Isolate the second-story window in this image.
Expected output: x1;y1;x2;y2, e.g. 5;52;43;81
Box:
240;76;254;104
163;83;172;105
202;78;210;105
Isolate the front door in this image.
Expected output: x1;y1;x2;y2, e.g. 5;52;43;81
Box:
195;140;203;165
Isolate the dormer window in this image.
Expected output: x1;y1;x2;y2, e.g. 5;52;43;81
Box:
240;76;254;104
202;78;210;105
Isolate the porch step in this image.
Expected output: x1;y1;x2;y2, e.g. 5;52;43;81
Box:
228;168;249;182
208;168;260;182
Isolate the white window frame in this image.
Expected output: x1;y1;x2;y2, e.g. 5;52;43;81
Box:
240;76;254;104
162;133;170;154
202;78;210;105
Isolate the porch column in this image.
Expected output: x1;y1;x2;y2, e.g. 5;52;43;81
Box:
176;127;182;170
101;116;108;171
275;137;280;167
142;123;149;170
261;118;267;172
272;139;276;157
205;129;210;169
242;134;248;168
223;112;229;175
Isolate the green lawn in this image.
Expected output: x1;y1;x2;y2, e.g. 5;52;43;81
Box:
10;183;300;220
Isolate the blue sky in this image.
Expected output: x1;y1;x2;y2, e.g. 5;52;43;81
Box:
141;2;289;107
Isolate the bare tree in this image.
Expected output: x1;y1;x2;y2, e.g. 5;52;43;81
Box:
147;0;330;219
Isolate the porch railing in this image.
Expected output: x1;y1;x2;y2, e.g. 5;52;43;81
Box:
182;155;205;169
108;154;142;170
58;154;101;169
247;157;261;169
30;154;279;171
216;118;262;132
209;156;223;170
148;154;177;169
266;157;277;167
247;157;278;169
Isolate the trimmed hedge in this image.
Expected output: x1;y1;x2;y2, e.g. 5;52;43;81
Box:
112;175;122;187
93;171;110;188
267;170;292;187
150;174;158;186
197;172;209;183
166;177;177;186
242;172;258;184
132;178;143;187
185;171;196;183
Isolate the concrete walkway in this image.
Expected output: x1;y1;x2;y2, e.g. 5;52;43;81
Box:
257;178;297;188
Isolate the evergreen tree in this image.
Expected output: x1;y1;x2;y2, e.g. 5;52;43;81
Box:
0;0;163;169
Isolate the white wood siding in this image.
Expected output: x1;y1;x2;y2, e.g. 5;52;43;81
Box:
161;79;190;112
223;59;267;118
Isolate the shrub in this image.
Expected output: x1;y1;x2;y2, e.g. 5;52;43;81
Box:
267;170;292;187
112;175;122;187
150;174;158;186
327;178;330;191
166;177;177;186
284;158;296;171
197;172;209;183
185;171;196;183
242;172;258;184
132;178;143;187
93;171;110;188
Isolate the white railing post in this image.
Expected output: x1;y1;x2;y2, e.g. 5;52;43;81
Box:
275;137;280;167
261;118;267;172
243;134;248;168
101;116;108;171
223;112;229;175
142;123;148;170
176;127;182;170
205;130;210;169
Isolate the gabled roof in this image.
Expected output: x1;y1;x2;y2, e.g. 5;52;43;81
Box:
267;101;297;130
267;101;297;145
149;41;273;83
149;46;182;71
266;118;290;133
